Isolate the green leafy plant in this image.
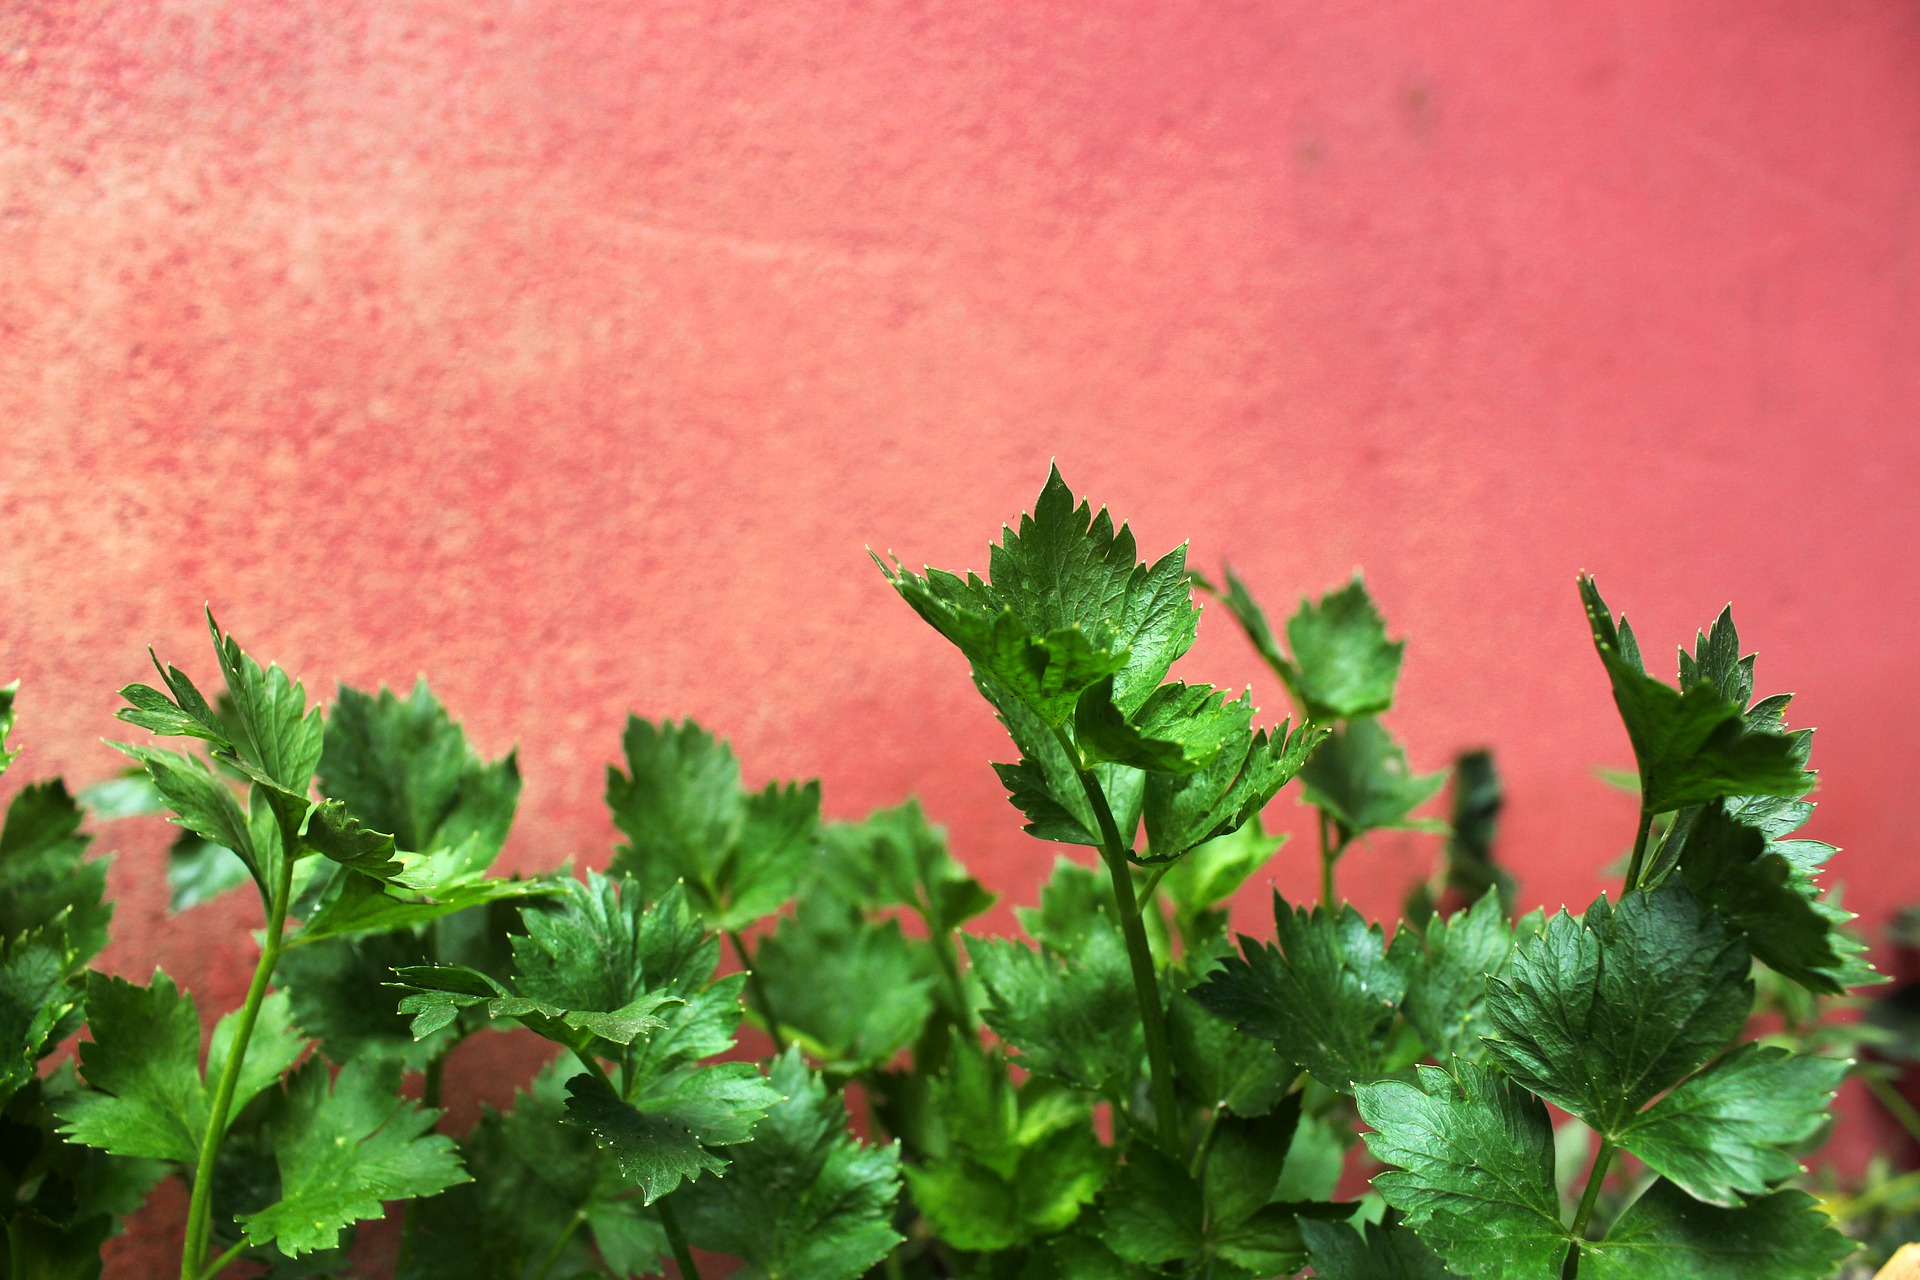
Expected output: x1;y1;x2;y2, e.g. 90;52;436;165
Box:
0;468;1899;1279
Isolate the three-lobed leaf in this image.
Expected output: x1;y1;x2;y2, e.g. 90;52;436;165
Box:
1483;885;1752;1136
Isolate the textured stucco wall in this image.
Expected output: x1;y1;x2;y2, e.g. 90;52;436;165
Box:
3;1;1918;1271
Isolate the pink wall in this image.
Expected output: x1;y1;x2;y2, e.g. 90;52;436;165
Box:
5;0;1919;1269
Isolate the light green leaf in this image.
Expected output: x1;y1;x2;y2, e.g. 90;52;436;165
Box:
967;923;1141;1095
1073;678;1251;776
1392;892;1535;1064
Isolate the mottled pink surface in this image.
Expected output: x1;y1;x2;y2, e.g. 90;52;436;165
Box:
3;1;1918;1272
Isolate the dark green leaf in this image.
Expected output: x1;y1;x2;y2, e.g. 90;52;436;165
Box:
113;744;266;896
1673;805;1844;994
0;930;78;1107
562;1063;780;1204
878;467;1199;726
1483;886;1751;1135
1191;893;1409;1092
1300;1218;1462;1280
56;972;303;1163
1578;1181;1853;1280
1283;573;1406;721
607;719;819;928
1300;718;1446;838
278;931;450;1070
679;1048;904;1280
1613;1044;1848;1206
237;1058;467;1256
320;680;520;858
1392;892;1535;1064
1578;578;1812;814
967;923;1141;1095
1356;1061;1568;1280
816;800;993;934
1142;714;1323;861
756;897;936;1070
1097;1142;1202;1265
0;778;111;964
905;1035;1109;1250
202;611;326;796
1073;678;1251;776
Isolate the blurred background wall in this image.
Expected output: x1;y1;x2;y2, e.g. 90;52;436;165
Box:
3;1;1918;1267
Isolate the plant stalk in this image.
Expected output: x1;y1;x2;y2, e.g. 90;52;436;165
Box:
179;851;294;1280
1318;810;1344;906
923;915;977;1033
1621;810;1655;892
1053;728;1180;1148
659;1197;702;1279
1562;1136;1615;1277
727;929;788;1053
196;1240;246;1280
1862;1068;1920;1149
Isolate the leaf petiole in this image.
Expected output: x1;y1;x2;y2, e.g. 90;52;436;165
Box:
179;842;294;1280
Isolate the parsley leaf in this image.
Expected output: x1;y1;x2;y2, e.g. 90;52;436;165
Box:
905;1033;1110;1251
1152;818;1284;952
1072;678;1251;777
396;1059;667;1280
563;1062;780;1205
815;799;994;935
1356;1060;1568;1280
1208;569;1407;721
1670;805;1845;994
56;972;304;1163
391;874;682;1058
237;1058;467;1256
1191;893;1410;1092
1578;579;1811;814
755;896;937;1071
1578;1181;1854;1280
1141;712;1323;861
979;671;1144;849
878;467;1199;727
1392;891;1538;1065
319;680;520;859
607;718;821;929
679;1048;904;1279
1613;1043;1848;1206
1482;886;1751;1136
1301;1217;1462;1279
967;921;1141;1097
0;778;111;962
1300;717;1447;838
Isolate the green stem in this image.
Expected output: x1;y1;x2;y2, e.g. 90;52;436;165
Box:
924;915;976;1032
530;1210;587;1280
659;1197;702;1279
1862;1068;1920;1148
1133;863;1172;918
571;1047;616;1095
180;852;294;1280
1318;811;1346;907
1622;811;1655;892
1563;1137;1616;1277
195;1240;246;1280
1188;1107;1223;1179
1053;727;1180;1148
727;929;788;1054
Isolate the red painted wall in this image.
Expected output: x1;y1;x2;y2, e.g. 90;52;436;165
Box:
4;1;1919;1271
